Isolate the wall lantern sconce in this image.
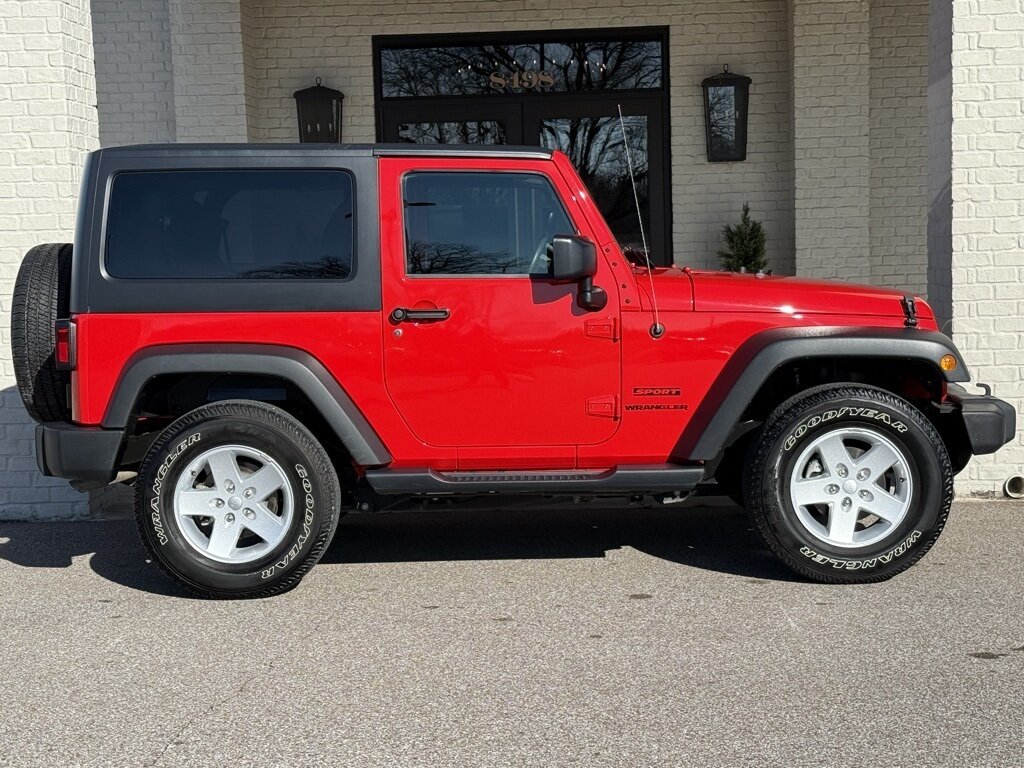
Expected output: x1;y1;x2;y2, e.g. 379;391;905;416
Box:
294;77;344;143
702;66;751;162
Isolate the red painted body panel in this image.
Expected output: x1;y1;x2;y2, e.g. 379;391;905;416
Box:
634;269;937;324
70;150;940;472
578;310;917;467
73;312;455;469
687;271;936;319
378;156;622;450
73;307;927;470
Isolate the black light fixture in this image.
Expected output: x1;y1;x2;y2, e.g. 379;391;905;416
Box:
293;77;344;143
701;66;751;162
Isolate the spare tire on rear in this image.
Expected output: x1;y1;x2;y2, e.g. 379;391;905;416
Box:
11;243;73;423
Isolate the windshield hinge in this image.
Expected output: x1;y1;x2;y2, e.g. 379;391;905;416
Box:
900;294;918;328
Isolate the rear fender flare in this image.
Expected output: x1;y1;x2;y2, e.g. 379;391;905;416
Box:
102;344;392;467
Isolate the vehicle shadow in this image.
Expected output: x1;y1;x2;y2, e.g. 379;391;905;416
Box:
0;518;189;597
321;501;797;580
0;500;796;597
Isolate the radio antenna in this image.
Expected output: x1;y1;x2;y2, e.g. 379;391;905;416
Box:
617;104;664;338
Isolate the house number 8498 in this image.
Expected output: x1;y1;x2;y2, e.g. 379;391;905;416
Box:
489;70;554;90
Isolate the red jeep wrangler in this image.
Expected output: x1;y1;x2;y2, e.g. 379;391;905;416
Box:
12;144;1014;598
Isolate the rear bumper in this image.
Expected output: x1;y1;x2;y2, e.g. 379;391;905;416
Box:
35;422;124;485
947;384;1016;455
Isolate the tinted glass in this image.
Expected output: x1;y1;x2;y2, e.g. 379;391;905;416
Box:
380;38;661;98
398;121;506;144
705;83;747;161
540;115;649;253
403;172;575;275
105;170;353;279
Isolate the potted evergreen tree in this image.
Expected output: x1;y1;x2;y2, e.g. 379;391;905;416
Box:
718;203;768;273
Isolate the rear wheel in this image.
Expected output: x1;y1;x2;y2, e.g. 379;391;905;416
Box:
745;384;953;583
135;400;341;598
11;243;72;423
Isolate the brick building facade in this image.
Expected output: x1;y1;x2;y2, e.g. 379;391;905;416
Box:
0;0;1019;517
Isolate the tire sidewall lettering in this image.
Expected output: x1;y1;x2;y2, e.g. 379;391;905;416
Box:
798;529;922;570
775;405;922;564
135;402;340;598
783;407;908;452
148;432;202;546
754;389;950;578
260;463;316;581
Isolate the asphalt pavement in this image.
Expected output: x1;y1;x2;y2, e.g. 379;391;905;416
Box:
0;499;1021;767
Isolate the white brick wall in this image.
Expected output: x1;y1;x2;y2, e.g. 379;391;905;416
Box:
92;0;176;145
792;0;871;281
870;0;929;296
950;0;1024;494
167;0;250;142
245;0;797;273
0;0;98;519
793;0;931;296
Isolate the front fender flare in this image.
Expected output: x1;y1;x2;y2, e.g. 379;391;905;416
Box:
102;343;392;467
676;327;969;462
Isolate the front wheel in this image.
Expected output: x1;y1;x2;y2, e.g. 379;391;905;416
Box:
745;384;953;583
135;400;341;598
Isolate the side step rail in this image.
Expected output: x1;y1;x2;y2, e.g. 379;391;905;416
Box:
364;464;706;495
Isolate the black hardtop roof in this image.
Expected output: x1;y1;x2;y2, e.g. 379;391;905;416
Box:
96;143;554;161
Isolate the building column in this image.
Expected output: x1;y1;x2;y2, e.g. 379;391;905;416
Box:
950;0;1024;494
168;0;253;142
0;0;98;519
791;0;871;280
927;0;953;332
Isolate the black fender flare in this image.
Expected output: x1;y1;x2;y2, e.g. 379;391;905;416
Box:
102;343;392;467
675;327;970;462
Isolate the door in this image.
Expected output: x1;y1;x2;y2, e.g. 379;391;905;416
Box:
379;157;622;451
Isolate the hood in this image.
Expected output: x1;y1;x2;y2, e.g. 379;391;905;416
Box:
643;269;932;320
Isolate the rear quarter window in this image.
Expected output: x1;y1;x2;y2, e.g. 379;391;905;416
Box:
104;169;354;280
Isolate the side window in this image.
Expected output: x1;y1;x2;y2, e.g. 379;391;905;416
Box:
105;169;353;279
403;171;576;276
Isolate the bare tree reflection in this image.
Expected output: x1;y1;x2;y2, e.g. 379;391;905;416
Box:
542;115;648;252
241;255;351;279
399;121;506;144
407;241;515;275
707;86;737;157
381;39;661;97
542;40;661;92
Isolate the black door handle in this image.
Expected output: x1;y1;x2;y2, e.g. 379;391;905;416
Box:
390;307;450;323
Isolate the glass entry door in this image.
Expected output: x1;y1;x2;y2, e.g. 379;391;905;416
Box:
375;28;671;264
526;97;665;258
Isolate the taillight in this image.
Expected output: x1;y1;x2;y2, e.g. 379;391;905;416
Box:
54;319;76;371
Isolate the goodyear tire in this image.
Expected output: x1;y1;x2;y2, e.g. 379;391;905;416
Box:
745;384;953;583
135;400;341;598
11;243;73;423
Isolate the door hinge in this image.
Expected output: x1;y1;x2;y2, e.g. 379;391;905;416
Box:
587;396;619;420
584;317;618;341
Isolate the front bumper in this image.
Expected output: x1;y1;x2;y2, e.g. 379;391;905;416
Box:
947;384;1016;455
36;422;124;485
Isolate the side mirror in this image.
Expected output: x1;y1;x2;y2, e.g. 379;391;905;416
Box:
548;235;608;311
550;234;597;282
